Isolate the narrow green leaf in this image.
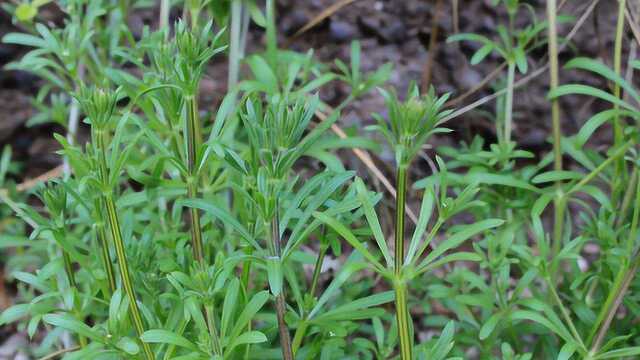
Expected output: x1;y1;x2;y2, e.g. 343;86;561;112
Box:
312;291;395;323
549;84;637;112
406;186;435;264
565;57;640;104
471;44;494;65
479;312;502;340
230;291;270;340
532;170;583;184
312;211;385;273
220;278;239;339
182;199;260;250
117;337;140;355
226;331;267;355
463;172;539;192
141;329;197;351
2;32;47;48
509;310;573;343
414;252;481;276
419;219;503;269
246;55;278;93
575;109;630;148
43;314;104;343
0;304;29;325
308;253;366;319
355;178;392;268
266;257;283;296
596;347;640;359
557;342;576;360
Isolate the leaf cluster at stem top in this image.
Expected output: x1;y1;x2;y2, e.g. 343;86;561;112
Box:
73;85;119;129
172;20;226;94
371;85;452;167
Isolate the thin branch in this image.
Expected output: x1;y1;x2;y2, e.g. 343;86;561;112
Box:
625;8;640;46
15;165;64;192
38;346;81;360
422;0;444;91
446;63;507;107
590;261;638;353
287;0;361;43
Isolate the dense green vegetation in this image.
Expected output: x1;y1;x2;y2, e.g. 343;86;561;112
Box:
1;0;639;359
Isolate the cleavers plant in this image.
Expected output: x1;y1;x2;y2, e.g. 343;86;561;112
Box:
1;1;640;360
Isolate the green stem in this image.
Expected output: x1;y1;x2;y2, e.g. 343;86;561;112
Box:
616;167;638;227
159;0;170;38
56;229;77;289
545;276;585;350
118;0;129;22
62;251;76;288
96;129;153;360
240;246;253;359
504;62;516;144
394;279;413;360
205;304;222;356
567;140;633;196
104;194;154;360
412;218;444;268
94;200;116;293
395;165;408;275
547;0;562;173
187;181;204;262
38;346;81;360
271;214;293;360
547;0;567;279
228;0;244;90
265;0;278;69
613;0;628;202
54;228;86;348
394;163;412;359
185;95;205;263
292;235;328;355
241;247;253;296
309;244;328;298
588;261;638;355
551;194;566;277
613;0;627;148
588;172;640;350
586;263;628;347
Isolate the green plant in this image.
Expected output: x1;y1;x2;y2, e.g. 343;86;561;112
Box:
2;1;640;360
447;0;562;145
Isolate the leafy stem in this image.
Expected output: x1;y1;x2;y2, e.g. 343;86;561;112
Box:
547;0;566;281
94;199;116;294
566;140;633;196
292;227;328;355
393;160;413;360
205;304;222;356
504;61;516;144
587;172;640;352
271;212;293;360
395;164;408;275
544;275;585;351
185;94;205;263
103;193;154;360
612;0;627;202
96;126;154;360
394;278;413;360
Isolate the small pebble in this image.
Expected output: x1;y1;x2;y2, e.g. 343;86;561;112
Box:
330;20;356;42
